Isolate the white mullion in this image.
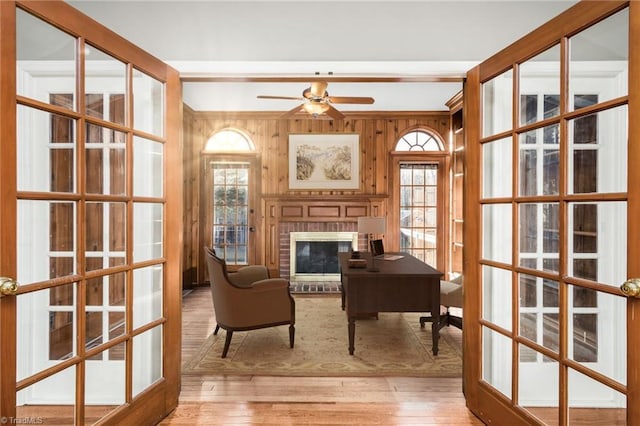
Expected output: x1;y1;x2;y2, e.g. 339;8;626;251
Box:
102;273;110;360
536;275;544;358
102;202;110;270
103;126;111;195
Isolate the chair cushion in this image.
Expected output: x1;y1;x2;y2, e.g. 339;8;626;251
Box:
440;278;463;308
228;265;270;287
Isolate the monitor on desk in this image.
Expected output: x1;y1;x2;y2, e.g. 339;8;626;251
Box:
370;239;404;261
370;239;384;257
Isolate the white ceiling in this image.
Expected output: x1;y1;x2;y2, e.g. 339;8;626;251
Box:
67;0;579;112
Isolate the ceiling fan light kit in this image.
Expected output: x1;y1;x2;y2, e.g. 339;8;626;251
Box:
302;101;330;117
257;81;375;119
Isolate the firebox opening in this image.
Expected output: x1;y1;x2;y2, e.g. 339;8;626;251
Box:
290;232;357;281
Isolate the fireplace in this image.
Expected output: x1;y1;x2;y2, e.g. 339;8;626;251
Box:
289;232;358;281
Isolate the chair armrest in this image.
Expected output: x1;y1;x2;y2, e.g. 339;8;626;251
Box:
250;278;290;292
228;265;270;287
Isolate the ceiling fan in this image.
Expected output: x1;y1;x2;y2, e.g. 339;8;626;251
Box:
257;81;374;119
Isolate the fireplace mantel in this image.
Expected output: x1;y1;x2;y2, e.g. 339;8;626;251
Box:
263;196;387;277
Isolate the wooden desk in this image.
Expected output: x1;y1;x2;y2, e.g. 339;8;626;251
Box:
339;252;443;355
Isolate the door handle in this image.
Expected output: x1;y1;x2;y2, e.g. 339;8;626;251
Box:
0;277;19;296
620;278;640;298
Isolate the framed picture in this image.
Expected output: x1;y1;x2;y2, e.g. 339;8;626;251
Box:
288;133;360;190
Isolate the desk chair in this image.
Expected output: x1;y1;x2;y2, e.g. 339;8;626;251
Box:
420;275;463;330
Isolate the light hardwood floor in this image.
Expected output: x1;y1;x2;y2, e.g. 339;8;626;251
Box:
160;287;483;425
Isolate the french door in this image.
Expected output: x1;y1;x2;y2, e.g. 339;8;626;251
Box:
464;1;639;425
0;1;182;424
390;154;449;274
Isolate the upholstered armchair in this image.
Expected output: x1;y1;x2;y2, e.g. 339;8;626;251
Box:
420;275;463;330
204;247;296;358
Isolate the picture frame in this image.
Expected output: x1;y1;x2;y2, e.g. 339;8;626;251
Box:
288;133;360;190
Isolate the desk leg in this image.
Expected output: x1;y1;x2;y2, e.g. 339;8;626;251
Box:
432;309;440;356
348;316;355;355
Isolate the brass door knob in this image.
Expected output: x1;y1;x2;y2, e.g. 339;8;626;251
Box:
620;278;640;298
0;277;19;296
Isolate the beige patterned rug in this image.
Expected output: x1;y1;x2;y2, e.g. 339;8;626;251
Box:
182;295;462;377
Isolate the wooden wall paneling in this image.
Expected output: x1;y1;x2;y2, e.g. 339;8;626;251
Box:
185;113;450;284
181;106;198;287
369;120;391;194
373;118;387;195
195;119;208;285
277;119;290;194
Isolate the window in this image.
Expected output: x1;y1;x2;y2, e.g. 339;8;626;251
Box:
204;128;254;152
395;130;444;151
399;163;439;265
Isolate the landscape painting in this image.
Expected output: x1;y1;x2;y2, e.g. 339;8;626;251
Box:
288;134;360;190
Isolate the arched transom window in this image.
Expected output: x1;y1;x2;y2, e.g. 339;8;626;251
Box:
395;130;444;151
204;128;255;152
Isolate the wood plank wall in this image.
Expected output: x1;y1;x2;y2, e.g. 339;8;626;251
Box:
181;109;451;286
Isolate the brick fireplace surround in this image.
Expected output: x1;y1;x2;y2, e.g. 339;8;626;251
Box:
263;197;384;293
280;221;366;293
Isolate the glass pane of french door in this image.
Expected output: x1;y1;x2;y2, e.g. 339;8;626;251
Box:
476;5;631;425
211;162;250;265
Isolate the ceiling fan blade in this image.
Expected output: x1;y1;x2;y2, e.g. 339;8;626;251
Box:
325;104;346;120
281;103;305;118
327;96;375;104
310;81;328;98
258;95;305;101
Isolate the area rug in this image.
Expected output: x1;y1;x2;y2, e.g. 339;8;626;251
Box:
182;296;462;377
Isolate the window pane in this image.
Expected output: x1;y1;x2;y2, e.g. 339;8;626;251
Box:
17;9;76;108
482;327;512;398
520;353;559;425
519;44;561;126
483;69;513;137
18;200;76;284
86;123;127;195
568;106;627;194
133;68;164;136
133;136;163;198
133;327;163;398
568;286;626;385
133;265;163;329
85;342;126;423
395;130;443;151
17;366;76;417
86;202;127;272
483;137;512;198
518;124;559;196
18;105;76;193
568;202;626;288
205;129;253;152
569;369;626;422
133;202;163;262
85;45;126;126
569;9;628;111
519;203;559;273
483;204;512;265
482;266;512;331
